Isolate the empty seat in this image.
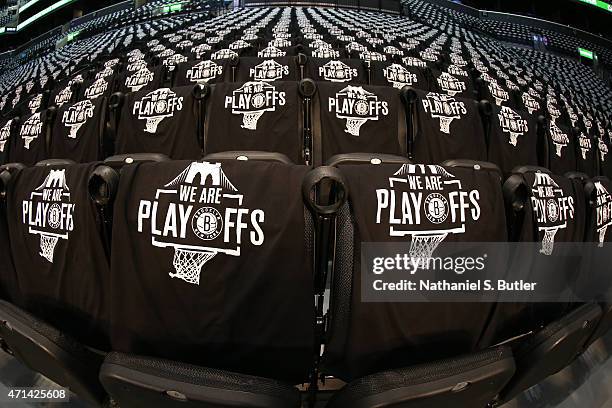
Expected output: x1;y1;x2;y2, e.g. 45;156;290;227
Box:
8;110;50;166
306;58;367;84
370;60;428;91
205;81;309;164
234;56;303;83
112;85;203;159
314;82;405;165
49;98;106;162
2;161;110;348
325;156;508;380
106;157;315;383
0;117;17;165
174;59;230;87
409;88;487;164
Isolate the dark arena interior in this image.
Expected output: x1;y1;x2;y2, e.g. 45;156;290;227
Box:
0;0;612;407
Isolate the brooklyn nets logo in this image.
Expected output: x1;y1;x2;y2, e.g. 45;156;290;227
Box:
328;86;389;136
594;181;612;246
84;78;109;100
137;162;265;285
0;119;11;152
250;60;289;81
125;67;155;92
498;106;528;146
62;100;95;138
22;169;75;263
437;72;466;97
224;82;286;130
376;164;481;268
20;113;43;149
421;92;467;134
383;64;417;89
549;122;569;157
186;60;223;84
133;88;184;134
320;60;357;82
530;172;575;255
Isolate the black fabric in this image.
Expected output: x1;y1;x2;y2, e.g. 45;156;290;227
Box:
9;111;47;166
488;106;539;176
0;118;16;165
174;59;229;87
547;121;577;177
5;163;110;349
116;86;201;160
413;89;487;164
575;130;597;177
370;61;428;91
481;171;586;345
50;99;104;163
599;132;612;179
235;57;299;83
0;198;18;303
328;163;507;380
432;70;475;100
206;81;302;163
79;77;114;101
109;160;314;383
318;82;401;162
305;58;367;84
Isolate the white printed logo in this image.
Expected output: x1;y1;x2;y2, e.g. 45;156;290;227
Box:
258;46;286;58
578;133;592;160
28;94;42;114
312;47;339;59
84;78;109;100
126;67;155;92
133;88;184;133
328;86;389;136
224;82;286;130
488;82;509;105
549;122;569;157
437;72;466;97
383;64;417;89
22;169;75;262
250;60;289;82
530;172;574;255
0;120;12;152
137;162;265;285
594;181;612;246
20;113;43;149
320;60;357;82
55;86;73;107
421;92;467;134
186;60;223;84
62;100;94;139
522;92;540;114
376;164;480;267
598;137;608;162
211;49;238;60
498;106;528;146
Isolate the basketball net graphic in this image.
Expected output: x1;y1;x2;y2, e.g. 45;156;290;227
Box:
228;82;284;131
152;162;241;285
531;173;567;255
333;86;384;137
388;164;470;269
595;182;612;247
29;170;71;262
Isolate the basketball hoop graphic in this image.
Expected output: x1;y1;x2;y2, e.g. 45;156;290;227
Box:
225;82;286;131
25;169;74;263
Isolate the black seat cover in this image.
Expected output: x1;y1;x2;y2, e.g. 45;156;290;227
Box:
109;159;314;382
326;162;507;380
5;163;110;348
116;86;201;160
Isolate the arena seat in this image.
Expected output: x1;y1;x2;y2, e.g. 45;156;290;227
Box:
326;346;515;408
204;80;313;164
324;156;508;380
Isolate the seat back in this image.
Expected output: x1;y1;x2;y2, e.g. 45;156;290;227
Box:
325;157;507;380
108;158;315;383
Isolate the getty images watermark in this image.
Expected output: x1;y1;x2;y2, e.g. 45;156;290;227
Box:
361;242;612;302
